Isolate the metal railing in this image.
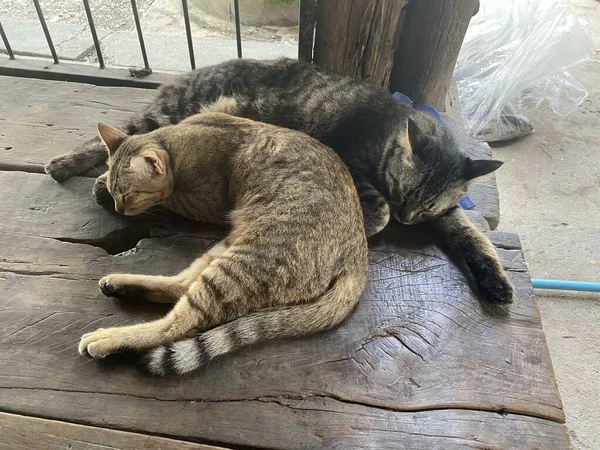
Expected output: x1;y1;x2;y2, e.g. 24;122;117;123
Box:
0;0;262;73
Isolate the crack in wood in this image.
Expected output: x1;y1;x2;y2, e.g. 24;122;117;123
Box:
0;385;565;424
45;227;170;256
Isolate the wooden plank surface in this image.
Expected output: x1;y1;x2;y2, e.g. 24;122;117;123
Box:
0;76;148;173
0;75;568;448
0;171;568;448
0;412;223;450
0;57;171;88
0;396;569;450
0;171;222;253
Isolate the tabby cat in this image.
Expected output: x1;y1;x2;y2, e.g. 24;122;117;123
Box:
78;109;368;375
46;58;512;303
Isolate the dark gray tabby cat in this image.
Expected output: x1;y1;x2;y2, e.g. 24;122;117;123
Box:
45;58;512;303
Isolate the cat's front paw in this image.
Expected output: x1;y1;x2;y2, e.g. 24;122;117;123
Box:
79;328;122;358
476;268;514;304
361;196;390;237
45;155;76;182
93;176;114;210
99;275;141;298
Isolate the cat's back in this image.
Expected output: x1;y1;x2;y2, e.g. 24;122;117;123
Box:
176;112;361;227
205;114;358;202
178;112;352;183
158;58;402;140
226;116;364;242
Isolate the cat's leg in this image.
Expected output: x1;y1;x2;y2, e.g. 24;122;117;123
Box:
99;240;230;303
45;104;170;182
79;241;247;358
354;176;390;237
431;207;513;304
45;136;107;182
79;294;209;358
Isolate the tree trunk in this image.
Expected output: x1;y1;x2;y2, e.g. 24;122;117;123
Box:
313;0;407;88
390;0;479;111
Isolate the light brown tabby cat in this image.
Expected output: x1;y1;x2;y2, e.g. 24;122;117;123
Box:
78;106;368;376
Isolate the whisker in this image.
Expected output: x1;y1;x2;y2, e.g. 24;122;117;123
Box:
78;162;105;176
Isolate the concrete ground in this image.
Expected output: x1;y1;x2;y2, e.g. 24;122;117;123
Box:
0;0;297;71
492;1;600;447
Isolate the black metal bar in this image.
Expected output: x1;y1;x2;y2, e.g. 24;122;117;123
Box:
0;19;15;60
0;58;174;89
233;0;242;58
181;0;196;70
130;0;150;69
32;0;59;64
298;0;317;62
82;0;104;69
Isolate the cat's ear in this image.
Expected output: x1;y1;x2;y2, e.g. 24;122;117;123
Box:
130;152;164;177
464;158;504;180
406;118;430;157
97;123;127;156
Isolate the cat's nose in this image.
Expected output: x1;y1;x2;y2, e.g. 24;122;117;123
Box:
114;201;125;214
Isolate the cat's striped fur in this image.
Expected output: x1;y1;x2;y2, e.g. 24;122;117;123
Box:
48;58;512;303
78;111;368;375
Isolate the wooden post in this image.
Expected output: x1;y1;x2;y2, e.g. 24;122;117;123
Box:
312;0;407;88
390;0;479;110
298;0;317;62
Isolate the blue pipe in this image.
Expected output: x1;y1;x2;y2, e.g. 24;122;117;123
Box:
531;279;600;293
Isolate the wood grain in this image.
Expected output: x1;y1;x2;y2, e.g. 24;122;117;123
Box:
313;0;407;88
0;74;568;448
0;412;223;450
0;394;569;450
0;172;568;446
298;0;317;62
390;0;480;110
0;76;149;173
0;171;222;253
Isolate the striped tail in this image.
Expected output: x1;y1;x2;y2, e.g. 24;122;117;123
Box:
141;271;365;376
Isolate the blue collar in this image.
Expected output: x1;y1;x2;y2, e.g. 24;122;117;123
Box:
392;92;444;124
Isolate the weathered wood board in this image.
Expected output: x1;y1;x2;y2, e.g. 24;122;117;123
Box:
0;170;569;448
0;75;568;448
0;171;222;254
0;77;148;173
0;412;223;450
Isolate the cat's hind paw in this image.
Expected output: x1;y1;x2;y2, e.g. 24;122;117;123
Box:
99;275;142;298
78;328;118;358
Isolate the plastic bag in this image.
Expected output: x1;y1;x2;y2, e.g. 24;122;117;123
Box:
454;0;595;142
